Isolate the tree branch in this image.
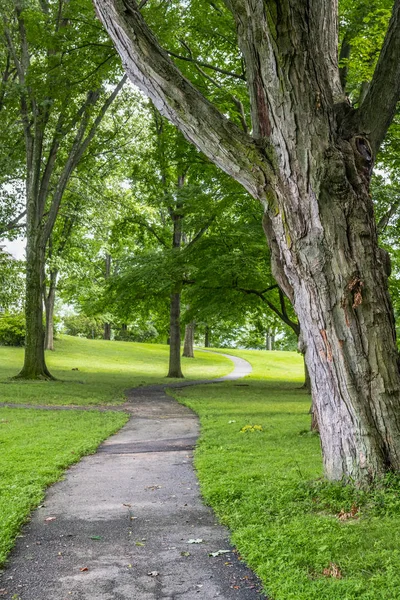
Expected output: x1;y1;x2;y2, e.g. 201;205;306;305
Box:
93;0;273;200
354;0;400;155
0;210;27;235
43;76;126;242
235;285;300;335
377;197;400;234
179;40;249;133
166;50;245;81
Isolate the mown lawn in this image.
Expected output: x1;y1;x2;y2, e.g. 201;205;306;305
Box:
0;407;128;566
174;349;400;600
0;335;232;405
0;336;231;566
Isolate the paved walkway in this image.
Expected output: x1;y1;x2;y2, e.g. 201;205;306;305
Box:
1;353;267;599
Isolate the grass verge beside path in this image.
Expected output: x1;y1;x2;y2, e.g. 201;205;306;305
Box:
173;349;400;600
0;407;128;566
0;336;232;406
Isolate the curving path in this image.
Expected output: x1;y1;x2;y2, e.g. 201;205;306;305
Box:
1;352;267;600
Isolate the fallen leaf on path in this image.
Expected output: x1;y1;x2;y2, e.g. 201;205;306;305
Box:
79;567;89;572
44;517;56;522
181;551;190;557
147;571;159;577
187;539;204;544
135;542;145;546
209;550;231;557
0;589;7;596
123;503;132;508
90;536;102;541
145;485;162;491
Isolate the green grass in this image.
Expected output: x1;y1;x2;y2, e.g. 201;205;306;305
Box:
0;336;232;405
0;407;128;565
0;337;231;566
173;349;400;600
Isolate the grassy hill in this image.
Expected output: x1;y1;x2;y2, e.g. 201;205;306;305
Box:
0;335;233;405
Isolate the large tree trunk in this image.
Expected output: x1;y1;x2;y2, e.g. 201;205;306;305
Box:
18;232;53;379
45;269;57;351
167;291;183;378
183;321;195;358
95;0;400;481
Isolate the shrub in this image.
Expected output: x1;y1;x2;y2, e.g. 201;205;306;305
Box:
0;313;25;346
63;314;104;339
114;323;159;343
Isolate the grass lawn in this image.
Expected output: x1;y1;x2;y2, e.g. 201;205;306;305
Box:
173;349;400;600
0;335;232;405
0;407;128;566
0;336;232;567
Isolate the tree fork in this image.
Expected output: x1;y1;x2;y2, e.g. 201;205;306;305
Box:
94;0;400;482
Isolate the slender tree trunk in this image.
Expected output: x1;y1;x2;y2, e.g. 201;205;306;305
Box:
18;232;53;379
183;321;195;358
167;291;183;377
45;269;57;351
104;322;111;340
266;329;274;351
167;174;185;378
204;325;210;348
103;253;112;340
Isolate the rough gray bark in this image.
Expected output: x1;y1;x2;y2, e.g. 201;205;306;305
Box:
183;321;195;358
94;0;400;482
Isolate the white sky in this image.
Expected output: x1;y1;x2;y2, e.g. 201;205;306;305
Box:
1;237;26;260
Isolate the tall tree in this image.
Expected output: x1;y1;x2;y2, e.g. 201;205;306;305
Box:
1;0;125;378
95;0;400;481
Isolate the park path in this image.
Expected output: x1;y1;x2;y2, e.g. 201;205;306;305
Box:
1;353;268;600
